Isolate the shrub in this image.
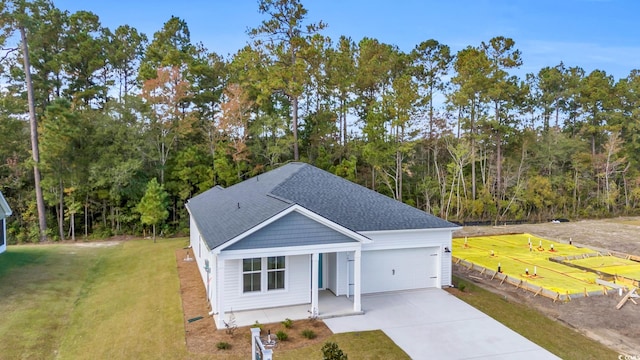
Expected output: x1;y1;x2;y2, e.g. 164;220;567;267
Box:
282;318;293;329
216;341;231;350
276;330;288;341
301;329;316;339
253;320;263;330
321;342;348;360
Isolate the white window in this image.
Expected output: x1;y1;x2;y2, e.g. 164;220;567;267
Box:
243;258;262;293
267;256;285;290
242;256;286;293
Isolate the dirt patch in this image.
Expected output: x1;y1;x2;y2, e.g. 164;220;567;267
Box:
175;248;333;357
453;218;640;355
73;241;120;248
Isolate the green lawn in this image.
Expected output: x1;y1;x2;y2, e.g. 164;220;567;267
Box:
451;277;619;360
0;240;189;360
0;239;406;359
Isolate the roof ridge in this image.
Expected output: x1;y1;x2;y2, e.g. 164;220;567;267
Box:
267;162;308;195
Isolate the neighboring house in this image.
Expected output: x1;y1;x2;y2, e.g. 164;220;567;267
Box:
186;162;460;328
0;191;12;255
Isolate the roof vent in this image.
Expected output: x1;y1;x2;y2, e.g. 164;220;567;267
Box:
237;202;240;209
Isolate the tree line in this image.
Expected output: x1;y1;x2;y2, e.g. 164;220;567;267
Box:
1;0;638;243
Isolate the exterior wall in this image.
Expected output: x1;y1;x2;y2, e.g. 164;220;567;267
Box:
0;193;11;255
189;217;216;307
336;252;349;296
327;252;337;294
360;228;455;287
221;254;310;312
0;218;5;255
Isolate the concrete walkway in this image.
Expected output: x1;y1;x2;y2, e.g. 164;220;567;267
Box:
324;288;560;360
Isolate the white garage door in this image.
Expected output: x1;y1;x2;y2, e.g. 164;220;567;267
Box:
360;247;439;294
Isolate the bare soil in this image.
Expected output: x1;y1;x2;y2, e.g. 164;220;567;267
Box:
453;217;640;355
175;248;333;357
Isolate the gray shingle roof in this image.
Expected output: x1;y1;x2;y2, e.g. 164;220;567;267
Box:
186;162;458;250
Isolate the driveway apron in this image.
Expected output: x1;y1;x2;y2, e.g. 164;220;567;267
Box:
324;289;559;359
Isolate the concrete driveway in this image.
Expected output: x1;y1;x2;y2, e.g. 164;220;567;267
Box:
324;288;559;360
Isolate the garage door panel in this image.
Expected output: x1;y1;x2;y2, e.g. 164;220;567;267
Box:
361;247;438;294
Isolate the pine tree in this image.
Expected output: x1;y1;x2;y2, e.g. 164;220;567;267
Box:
136;178;169;243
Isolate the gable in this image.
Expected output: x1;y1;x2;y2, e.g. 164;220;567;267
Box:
224;211;358;251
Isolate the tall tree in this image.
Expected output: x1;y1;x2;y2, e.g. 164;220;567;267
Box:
0;0;49;241
141;66;195;184
450;45;492;200
411;39;452;139
481;36;523;201
139;15;194;81
109;25;148;100
578;69;614;156
249;0;326;161
61;10;109;107
326;36;356;145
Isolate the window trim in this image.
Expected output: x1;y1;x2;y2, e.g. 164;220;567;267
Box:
241;256;287;294
242;258;262;293
267;256;286;290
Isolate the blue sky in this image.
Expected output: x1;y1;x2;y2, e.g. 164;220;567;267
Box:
54;0;639;79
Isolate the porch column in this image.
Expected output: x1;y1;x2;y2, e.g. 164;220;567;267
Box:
353;249;362;312
311;252;319;316
216;258;225;329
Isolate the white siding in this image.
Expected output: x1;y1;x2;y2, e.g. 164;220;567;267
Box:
189;217;216;307
221;254;310;312
327;252;337;294
335;252;349;296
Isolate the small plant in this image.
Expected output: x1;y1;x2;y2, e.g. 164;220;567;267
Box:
253;320;263;330
321;341;348;360
308;307;319;320
301;329;316;339
216;341;231;350
458;282;466;292
281;318;293;329
276;330;288;341
308;307;320;326
223;310;237;336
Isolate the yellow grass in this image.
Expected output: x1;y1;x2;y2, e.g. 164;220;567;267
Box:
453;234;609;294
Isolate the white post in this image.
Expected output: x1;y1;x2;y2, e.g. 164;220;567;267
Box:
216;259;225;329
250;327;273;360
311;252;319;316
354;248;362;312
251;327;260;360
264;348;273;360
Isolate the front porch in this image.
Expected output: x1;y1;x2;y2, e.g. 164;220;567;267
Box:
219;290;361;327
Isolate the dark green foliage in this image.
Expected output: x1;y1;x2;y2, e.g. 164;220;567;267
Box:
276;330;288;341
281;318;293;329
216;341;231;350
321;342;348;360
301;329;316;339
136;178;169;242
1;1;638;243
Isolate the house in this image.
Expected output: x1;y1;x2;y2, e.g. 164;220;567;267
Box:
0;191;12;255
186;162;460;328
